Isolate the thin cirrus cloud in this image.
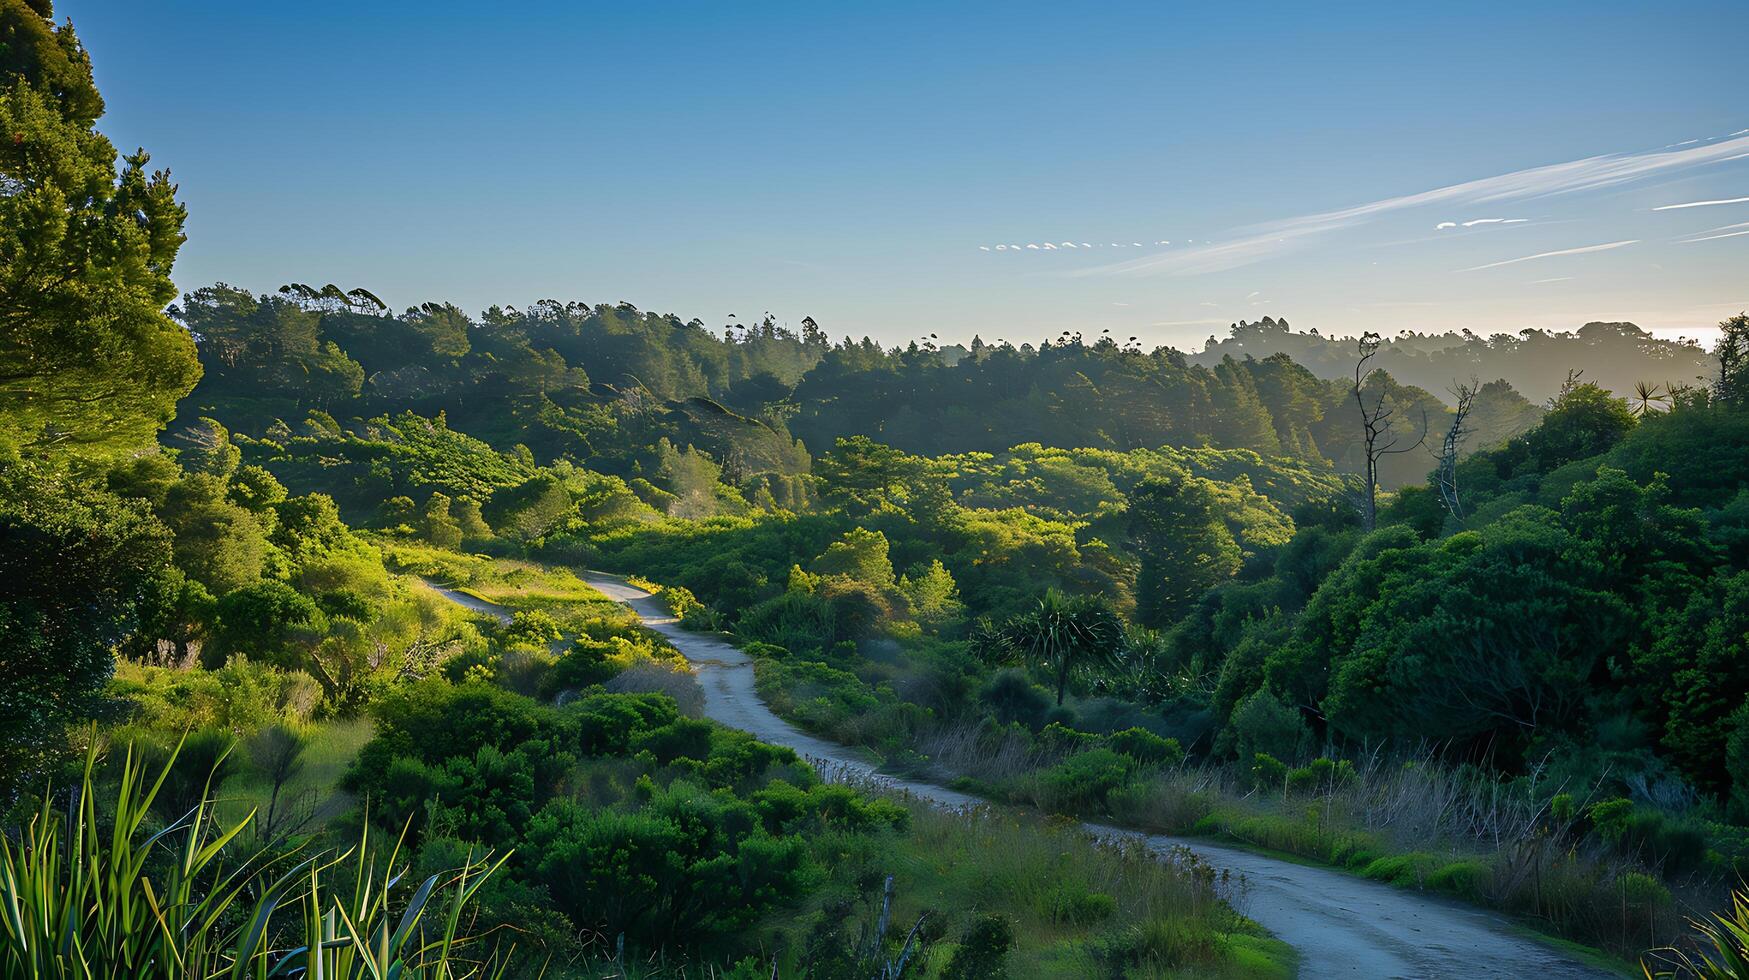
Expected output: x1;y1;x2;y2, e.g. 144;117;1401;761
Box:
1435;217;1530;229
1077;129;1749;277
1651;196;1749;211
1457;239;1639;272
980;240;1179;251
1682;223;1749;243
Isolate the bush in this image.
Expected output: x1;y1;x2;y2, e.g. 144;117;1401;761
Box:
1284;757;1356;796
1041;883;1116;925
1036;749;1135;815
539;639;618;699
1105;727;1184;767
1428;860;1492;901
522;782;814;949
1226;688;1309;763
502;610;562;647
1248;752;1288;792
1587;798;1710;876
979;669;1051;730
941;915;1014;980
1037;721;1099;753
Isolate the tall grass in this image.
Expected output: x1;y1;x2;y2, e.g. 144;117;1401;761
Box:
0;737;511;979
1100;758;1699;958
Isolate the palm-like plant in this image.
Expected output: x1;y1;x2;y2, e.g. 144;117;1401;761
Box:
999;589;1123;705
0;736;512;980
1630;380;1671;417
1643;887;1749;978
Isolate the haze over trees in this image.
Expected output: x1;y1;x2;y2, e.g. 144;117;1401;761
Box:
1194;315;1717;406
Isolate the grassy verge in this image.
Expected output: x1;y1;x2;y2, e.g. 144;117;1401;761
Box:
729;636;1668;970
215;715;375;832
869;804;1295;979
378;539;627;633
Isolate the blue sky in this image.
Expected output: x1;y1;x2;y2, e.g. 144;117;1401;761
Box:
68;0;1749;348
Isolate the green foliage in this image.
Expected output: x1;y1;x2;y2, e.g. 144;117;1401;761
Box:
1519;381;1637;470
1130;474;1243;628
0;457;173;798
523;785;814;949
0;738;509;979
998;589;1123;706
1643;885;1749;979
245;411;536;522
1586;799;1709;876
1105;727;1185;767
941;915;1014;980
812;526;897;588
1225;689;1310;764
1035;748;1135;815
0;6;199;460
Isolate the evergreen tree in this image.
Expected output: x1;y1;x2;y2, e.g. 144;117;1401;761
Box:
0;0;200;459
1129;474;1242;628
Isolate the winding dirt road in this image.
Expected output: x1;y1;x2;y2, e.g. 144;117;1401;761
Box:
430;576;1619;977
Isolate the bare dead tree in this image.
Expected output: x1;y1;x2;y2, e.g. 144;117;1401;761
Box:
1351;332;1428;530
1427;377;1478;523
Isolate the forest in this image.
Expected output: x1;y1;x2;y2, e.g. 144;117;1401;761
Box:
3;2;1748;978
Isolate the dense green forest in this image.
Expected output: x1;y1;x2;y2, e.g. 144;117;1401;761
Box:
172;281;1551;491
5;1;1749;976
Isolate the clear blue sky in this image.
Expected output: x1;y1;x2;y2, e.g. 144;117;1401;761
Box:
67;0;1749;348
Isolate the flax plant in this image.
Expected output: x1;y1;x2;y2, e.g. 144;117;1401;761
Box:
0;736;513;980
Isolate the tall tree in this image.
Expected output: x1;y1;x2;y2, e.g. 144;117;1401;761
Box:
1716;312;1749;408
0;0;199;458
1128;474;1243;628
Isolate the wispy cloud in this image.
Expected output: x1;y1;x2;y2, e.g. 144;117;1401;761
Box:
1460;217;1529;227
1457;239;1639;272
1682;228;1749;243
1530;276;1574;284
1652;196;1749;211
1078;130;1749;277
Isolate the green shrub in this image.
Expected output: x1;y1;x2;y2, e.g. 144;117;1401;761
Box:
1036;749;1135;815
1226;688;1309;763
1105;727;1184;767
978;669;1052;730
1284;757;1357;796
522;782;814;949
502;610;562;647
1427;860;1492;900
1038;721;1100;753
539;639;618;697
1090;917;1221;972
1588;798;1710;875
1358;853;1437;887
1041;883;1117;925
1615;871;1672;913
942;915;1014;980
1248;752;1288;791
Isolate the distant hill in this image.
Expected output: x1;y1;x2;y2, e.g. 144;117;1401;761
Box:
1190;317;1716;405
